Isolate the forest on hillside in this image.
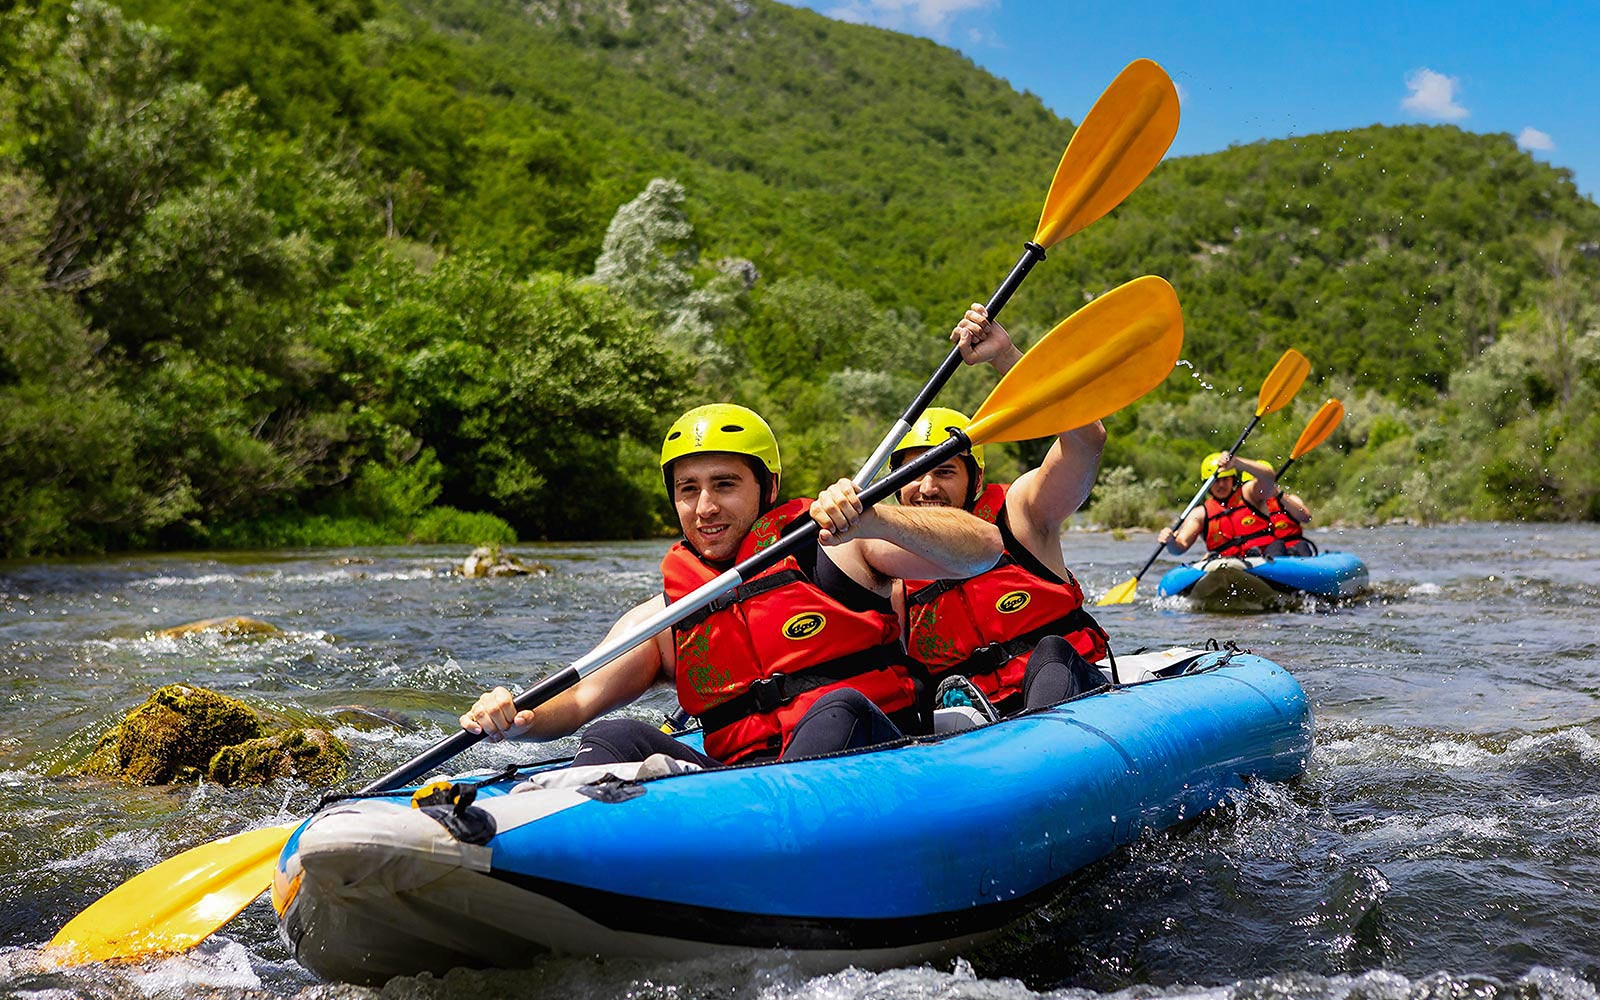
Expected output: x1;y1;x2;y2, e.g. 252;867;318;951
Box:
1;0;1598;558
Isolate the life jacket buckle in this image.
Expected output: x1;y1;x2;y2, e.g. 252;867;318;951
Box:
969;642;1010;671
749;672;788;713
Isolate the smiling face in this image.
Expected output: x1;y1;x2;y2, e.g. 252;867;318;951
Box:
670;453;771;563
1209;475;1238;501
894;448;973;509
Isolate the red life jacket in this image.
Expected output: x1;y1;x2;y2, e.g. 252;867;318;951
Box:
1203;486;1277;557
903;483;1110;705
662;498;919;764
1262;492;1306;544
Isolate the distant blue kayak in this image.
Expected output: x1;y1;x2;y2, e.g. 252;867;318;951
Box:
272;648;1311;984
1159;552;1369;611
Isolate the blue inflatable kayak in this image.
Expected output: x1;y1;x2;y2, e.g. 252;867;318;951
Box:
272;648;1311;985
1158;552;1368;611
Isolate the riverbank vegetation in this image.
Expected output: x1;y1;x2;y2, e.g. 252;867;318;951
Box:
1;0;1597;558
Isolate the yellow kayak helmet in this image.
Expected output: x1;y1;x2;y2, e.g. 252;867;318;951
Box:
660;403;781;480
1199;451;1238;481
889;406;985;507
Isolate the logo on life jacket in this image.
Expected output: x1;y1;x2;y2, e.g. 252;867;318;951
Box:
995;591;1032;614
782;612;827;640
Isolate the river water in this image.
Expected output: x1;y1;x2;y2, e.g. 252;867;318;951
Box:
1;522;1598;999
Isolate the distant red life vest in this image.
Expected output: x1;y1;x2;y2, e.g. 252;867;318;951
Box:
662;498;918;764
1203;487;1277;557
903;483;1109;705
1262;492;1306;544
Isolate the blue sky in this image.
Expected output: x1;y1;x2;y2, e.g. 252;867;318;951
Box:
783;1;1598;202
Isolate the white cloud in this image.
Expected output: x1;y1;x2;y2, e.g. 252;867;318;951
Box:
821;0;998;37
1401;68;1468;121
1517;126;1555;151
820;4;869;23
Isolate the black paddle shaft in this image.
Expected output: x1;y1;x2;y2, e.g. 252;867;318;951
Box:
897;242;1046;428
361;433;974;794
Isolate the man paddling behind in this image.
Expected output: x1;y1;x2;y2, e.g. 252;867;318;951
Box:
460;403;1002;766
1157;451;1280;558
890;306;1112;721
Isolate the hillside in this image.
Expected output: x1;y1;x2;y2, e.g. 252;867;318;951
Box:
111;0;1600;389
2;0;1598;558
114;0;1066;306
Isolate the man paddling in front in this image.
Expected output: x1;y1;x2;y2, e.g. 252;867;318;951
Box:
460;403;1001;767
890;306;1113;722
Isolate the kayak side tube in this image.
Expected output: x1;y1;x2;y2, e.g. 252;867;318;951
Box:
1159;552;1368;599
277;650;1311;984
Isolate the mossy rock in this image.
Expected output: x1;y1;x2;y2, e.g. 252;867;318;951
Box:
82;684;265;784
153;616;283;639
457;544;551;578
207;728;349;786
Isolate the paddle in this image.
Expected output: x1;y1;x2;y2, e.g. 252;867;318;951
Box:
1271;398;1345;483
852;57;1179;485
1096;348;1310;606
663;65;1175;736
48;274;1185;968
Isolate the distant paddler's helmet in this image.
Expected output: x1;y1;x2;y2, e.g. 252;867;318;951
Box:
889;406;985;508
660;403;781;505
1200;451;1238;481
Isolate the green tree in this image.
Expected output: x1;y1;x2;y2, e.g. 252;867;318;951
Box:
327;251;689;538
0;172;191;554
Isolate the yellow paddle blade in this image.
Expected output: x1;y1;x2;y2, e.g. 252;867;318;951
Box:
48;821;299;965
1096;576;1140;606
1034;59;1180;248
1255;348;1310;417
966;275;1182;446
1291;398;1346;458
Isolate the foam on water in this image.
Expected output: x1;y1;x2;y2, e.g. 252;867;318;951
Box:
1505;726;1600;763
124;937;262;995
129;572;244;591
130;567;442;591
39;828;165;875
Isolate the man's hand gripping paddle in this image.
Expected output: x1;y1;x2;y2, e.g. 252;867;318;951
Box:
853;58;1179;485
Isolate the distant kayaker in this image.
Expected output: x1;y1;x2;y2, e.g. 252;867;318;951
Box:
888;304;1112;723
1157;451;1286;558
459;403;1002;767
1241;463;1316;556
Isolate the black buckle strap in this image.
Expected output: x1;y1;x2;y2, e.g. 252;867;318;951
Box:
674;569;805;631
696;645;906;734
749;672;788;713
